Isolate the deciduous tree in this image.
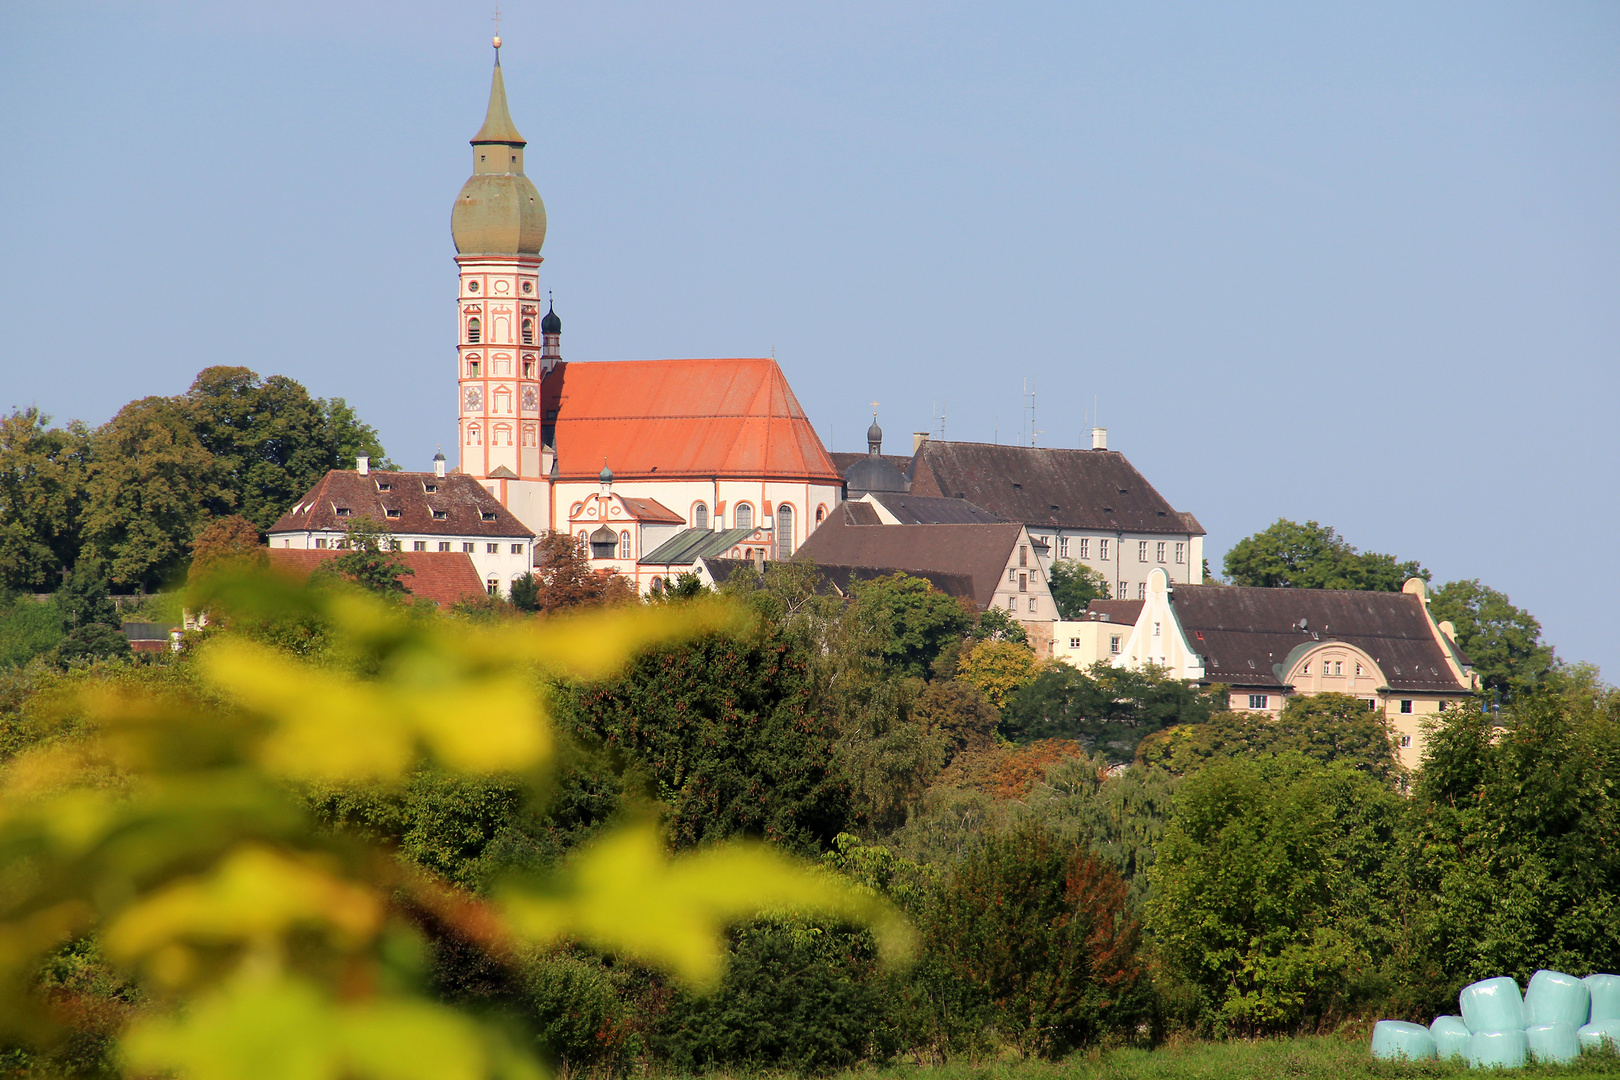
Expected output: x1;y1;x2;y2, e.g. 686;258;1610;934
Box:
847;573;972;680
0;408;88;592
957;639;1037;710
1429;578;1555;698
1223;519;1425;591
1047;559;1111;618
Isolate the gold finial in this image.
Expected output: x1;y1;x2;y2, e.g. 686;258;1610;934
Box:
492;3;502;49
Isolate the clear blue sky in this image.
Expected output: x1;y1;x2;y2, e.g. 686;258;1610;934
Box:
2;2;1616;676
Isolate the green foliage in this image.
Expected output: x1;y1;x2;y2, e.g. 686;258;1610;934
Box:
1024;758;1180;910
970;605;1029;646
1002;661;1216;764
0;408;87;592
848;572;972;680
919;823;1149;1058
1222;519;1426;591
956;640;1037;710
1146;754;1403;1033
914;679;999;762
317;517;415;597
1134;694;1400;782
1399;693;1620;1009
1048;559;1111;618
507;573;540;613
1429;578;1556;699
0;595;64;670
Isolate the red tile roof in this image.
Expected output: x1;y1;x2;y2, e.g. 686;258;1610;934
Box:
266;548;486;608
542;359;841;482
267;470;533;539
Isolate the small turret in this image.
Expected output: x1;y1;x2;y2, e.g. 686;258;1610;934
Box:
540;297;562;372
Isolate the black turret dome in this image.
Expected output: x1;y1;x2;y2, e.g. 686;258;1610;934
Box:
540;302;561;334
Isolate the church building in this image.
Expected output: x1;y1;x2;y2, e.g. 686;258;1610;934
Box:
449;40;845;592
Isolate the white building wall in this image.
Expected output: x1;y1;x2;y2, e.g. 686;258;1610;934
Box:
269;529;534;598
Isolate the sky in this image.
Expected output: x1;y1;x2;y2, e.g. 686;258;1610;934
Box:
1;1;1616;676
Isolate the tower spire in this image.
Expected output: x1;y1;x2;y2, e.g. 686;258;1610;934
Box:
472;37;526;146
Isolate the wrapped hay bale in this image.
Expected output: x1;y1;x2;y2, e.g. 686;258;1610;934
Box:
1525;1021;1579;1064
1578;1018;1620;1052
1466;1028;1528;1069
1429;1015;1471;1060
1525;969;1589;1028
1370;1020;1437;1061
1460;976;1525;1033
1587;974;1620;1023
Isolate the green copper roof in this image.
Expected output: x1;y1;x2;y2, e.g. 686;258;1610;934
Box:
642;528;758;566
471;53;526;146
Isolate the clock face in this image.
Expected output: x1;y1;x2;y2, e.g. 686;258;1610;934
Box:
521;386;538;412
464;387;483;412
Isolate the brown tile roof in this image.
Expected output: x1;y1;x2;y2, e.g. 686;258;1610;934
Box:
541;358;841;482
702;557;976;602
268;470;534;539
1081;599;1145;624
1168;584;1470;693
865;492;1005;525
794;521;1028;609
906;441;1203;536
615;496;685;524
266;548;486;608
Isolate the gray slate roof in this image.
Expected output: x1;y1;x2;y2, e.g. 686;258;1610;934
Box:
865;492;1004;525
641;527;759;566
906;441;1203;536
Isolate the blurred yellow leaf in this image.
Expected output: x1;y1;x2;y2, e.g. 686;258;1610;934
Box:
121;971;541;1080
497;822;914;986
492;601;753;680
105;845;383;969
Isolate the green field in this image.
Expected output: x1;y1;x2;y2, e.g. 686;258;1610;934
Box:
815;1038;1620;1080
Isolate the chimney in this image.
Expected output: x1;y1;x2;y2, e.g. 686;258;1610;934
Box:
913;431;930;453
356;455;369;475
433;450;447;479
1091;427;1108;451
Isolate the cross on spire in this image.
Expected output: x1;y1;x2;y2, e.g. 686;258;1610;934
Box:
491;3;503;49
871;401;879;416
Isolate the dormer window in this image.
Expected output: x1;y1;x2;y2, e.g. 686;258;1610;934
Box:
481;511;497;521
376;482;391;491
423;483;438;493
467;317;481;344
385;509;401;519
432;510;448;521
335;507;352;517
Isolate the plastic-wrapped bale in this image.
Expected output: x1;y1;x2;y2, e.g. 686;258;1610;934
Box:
1459;976;1524;1033
1578;1018;1620;1052
1370;1021;1437;1062
1588;974;1620;1023
1466;1028;1528;1070
1525;969;1590;1028
1429;1015;1471;1061
1525;1021;1579;1064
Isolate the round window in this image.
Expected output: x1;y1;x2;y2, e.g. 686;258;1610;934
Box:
468;281;480;293
521;281;533;294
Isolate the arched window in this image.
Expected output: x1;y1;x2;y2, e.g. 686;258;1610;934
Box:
735;503;753;530
467;317;481;344
577;530;588;547
776;504;794;559
619;531;631;559
815;505;826;524
650;577;664;595
522;318;534;345
693;502;709;530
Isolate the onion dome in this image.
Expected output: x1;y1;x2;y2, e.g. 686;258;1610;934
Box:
599;464;613;484
451;45;547;256
866;419;883;446
540;300;561;334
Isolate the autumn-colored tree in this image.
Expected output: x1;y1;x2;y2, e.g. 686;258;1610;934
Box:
520;531;635;614
957;639;1038;710
913;678;999;761
189;515;267;582
0;407;89;592
80;396;230;591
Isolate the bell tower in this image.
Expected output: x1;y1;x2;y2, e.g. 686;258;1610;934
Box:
451;36;547;487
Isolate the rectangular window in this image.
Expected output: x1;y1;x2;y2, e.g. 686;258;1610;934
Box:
1137;582;1146;600
511;544;523;555
413;541;426;552
1400;700;1413;714
1398;734;1412;748
1138;541;1148;562
1059;537;1069;557
1248;694;1269;710
1077;538;1090;559
1302;662;1311;675
1098;539;1109;560
1007;596;1017;611
481;511;497;522
385;509;401;519
1156;541;1166;563
1069;638;1081;648
1008;568;1017;584
1109;635;1121;655
1355;662;1363;677
314;538;327;549
1175;542;1185;564
1019;545;1028;567
463;542;476;553
432;510;447;520
1028;597;1037;613
1335;661;1344;676
487;543;499;554
439;542;452;552
1018;573;1027;593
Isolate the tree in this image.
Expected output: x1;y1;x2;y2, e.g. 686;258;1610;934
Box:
1223;519;1425;591
957;640;1037;710
527;532;635;614
1133;693;1400;782
190;514;267;581
969;605;1028;646
182;367;395;530
1146;754;1403;1033
913;679;999;761
317;517;415;597
921;823;1149;1058
849;573;972;680
80;396;229;590
0;408;89;592
1429;578;1555;698
1002;661;1216;764
1047;559;1111;618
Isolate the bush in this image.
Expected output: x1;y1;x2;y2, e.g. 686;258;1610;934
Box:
0;594;63;668
918;822;1150;1058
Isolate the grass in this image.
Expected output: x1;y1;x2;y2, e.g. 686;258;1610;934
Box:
814;1037;1620;1080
